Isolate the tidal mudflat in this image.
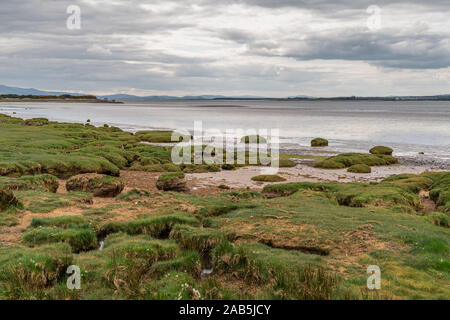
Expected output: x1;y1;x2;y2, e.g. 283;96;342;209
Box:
0;113;448;300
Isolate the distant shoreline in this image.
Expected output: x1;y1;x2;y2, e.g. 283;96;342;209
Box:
0;98;123;103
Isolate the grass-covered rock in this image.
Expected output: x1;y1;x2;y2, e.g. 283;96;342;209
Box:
116;188;150;201
347;164;371;173
262;180;422;209
370;146;393;155
170;224;226;253
22;226;98;252
314;159;345;169
135;130;191;143
278;159;296;168
315;153;398;169
21;118;49;126
30;216;88;228
66;174;124;197
0;187;20;210
181;164;221;173
241;135;267;144
311;138;328;147
251;175;286;182
99;212;200;238
156;172;188;192
0;174;59;193
0;243;72;298
103;234;179;294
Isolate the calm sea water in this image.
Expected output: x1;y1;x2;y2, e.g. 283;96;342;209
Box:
1;100;449;164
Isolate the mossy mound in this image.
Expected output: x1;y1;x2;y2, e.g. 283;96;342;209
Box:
0;188;20;210
100;212;200;237
315;153;398;169
21;118;49;126
181;164;221;173
135;130;192;143
251;175;287;182
278;159;296;168
66;174;124;197
22;226;98;252
156;172;188;192
262;180;421;209
241;135;267;144
30;216;88;228
370;146;393;155
311;138;328;147
0;243;73;296
0;174;59;193
116;189;150;201
314;160;345;169
103;234;179;292
347;164;371;173
423;172;450;212
170;224;226;253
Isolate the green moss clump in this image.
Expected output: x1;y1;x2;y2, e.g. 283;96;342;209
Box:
423;212;449;228
0;243;73;298
270;158;297;168
170;224;226;253
135;130;192;143
22;226;97;252
156;172;188;192
0;187;20;210
103;234;179;292
426;172;450;212
370;146;393;155
262;180;422;209
99;212;200;237
30;216;88;228
251;175;287;182
315;153;398;169
181;164;221;173
347;164;371;173
22;118;49;126
241;135;267;144
157;172;185;182
311;138;328;147
117;189;150;201
66;174;124;197
314;160;345;169
0;174;59;193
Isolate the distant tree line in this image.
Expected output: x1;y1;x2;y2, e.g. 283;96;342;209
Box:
0;94;98;99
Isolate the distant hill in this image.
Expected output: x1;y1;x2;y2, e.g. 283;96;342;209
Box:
0;84;81;96
99;94;267;101
1;84;449;101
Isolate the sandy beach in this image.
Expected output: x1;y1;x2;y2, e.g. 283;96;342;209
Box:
186;163;446;190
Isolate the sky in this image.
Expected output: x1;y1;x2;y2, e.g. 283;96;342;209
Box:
1;0;449;97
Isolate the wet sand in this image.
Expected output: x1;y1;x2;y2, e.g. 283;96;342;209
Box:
185;164;446;190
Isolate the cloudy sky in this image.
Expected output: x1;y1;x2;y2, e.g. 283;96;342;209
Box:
1;0;449;97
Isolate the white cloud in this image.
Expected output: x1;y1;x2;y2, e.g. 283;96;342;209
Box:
0;0;449;96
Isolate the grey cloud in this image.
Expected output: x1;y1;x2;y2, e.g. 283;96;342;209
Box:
0;0;449;95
